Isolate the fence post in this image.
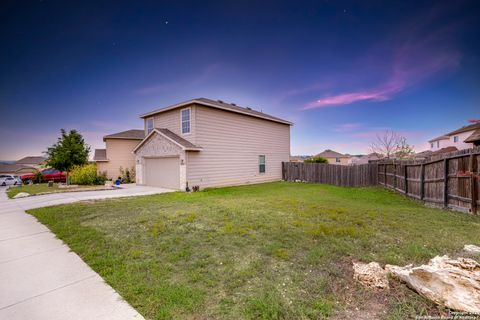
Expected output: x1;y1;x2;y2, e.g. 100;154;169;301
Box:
404;164;408;195
384;163;387;187
420;163;425;200
470;154;477;214
393;161;397;190
444;158;449;208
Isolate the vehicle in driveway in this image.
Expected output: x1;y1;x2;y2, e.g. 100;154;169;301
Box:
21;169;66;183
0;174;23;186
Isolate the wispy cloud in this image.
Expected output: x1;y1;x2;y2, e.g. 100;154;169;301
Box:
303;7;462;110
332;123;364;132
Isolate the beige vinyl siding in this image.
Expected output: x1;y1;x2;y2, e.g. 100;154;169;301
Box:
325;157;350;165
186;105;290;188
97;139;139;179
147;106;197;144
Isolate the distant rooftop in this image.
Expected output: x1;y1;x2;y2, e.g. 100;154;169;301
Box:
15;156;46;165
103;129;145;141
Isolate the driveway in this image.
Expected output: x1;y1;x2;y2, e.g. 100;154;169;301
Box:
0;184;173;320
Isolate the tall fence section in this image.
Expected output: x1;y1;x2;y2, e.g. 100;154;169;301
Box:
378;148;479;214
282;147;480;214
282;162;378;187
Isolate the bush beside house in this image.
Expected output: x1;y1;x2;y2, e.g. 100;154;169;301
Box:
70;164;106;185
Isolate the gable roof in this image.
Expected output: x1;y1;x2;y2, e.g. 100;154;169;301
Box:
93;149;108;161
464;129;480;143
15;156;46;165
133;128;202;153
139;97;293;125
314;149;349;158
103;129;145;141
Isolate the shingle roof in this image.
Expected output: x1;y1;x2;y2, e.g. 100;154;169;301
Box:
103;129;145;141
428;135;450;143
93;149;108;161
314;149;349;158
15;156;46;165
156;128;201;150
464;129;480;143
445;122;480;136
0;163;37;173
139;98;293;125
431;146;458;156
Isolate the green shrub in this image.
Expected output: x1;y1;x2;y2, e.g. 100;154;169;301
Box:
119;166;136;183
304;157;328;163
70;164;106;185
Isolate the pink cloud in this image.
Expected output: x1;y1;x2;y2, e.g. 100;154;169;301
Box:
303;10;462;110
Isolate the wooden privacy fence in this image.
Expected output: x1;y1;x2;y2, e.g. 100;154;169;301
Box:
282;162;378;187
378;147;480;214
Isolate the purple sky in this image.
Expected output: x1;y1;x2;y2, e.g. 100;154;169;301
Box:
1;0;479;160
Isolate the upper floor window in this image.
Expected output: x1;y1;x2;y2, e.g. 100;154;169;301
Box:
147;118;154;134
453;136;459;143
259;155;266;173
436;141;440;148
431;143;434;148
181;108;191;134
335;157;340;162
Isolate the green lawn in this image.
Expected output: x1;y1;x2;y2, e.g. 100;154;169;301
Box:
28;182;480;319
7;183;109;198
7;183;61;198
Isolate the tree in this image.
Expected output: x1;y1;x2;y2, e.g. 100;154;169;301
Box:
370;130;414;159
304;156;328;163
45;129;90;184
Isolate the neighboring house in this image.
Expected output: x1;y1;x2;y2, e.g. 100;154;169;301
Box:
290;155;309;162
132;98;292;190
313;149;350;165
15;156;46;168
94;129;145;179
0;163;37;175
428;121;480;151
348;153;381;165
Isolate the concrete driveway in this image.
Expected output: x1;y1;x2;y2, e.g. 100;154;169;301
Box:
0;184;173;320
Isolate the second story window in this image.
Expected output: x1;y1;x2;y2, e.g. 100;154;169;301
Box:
431;143;434;148
181;108;191;134
147;118;154;134
453;136;459;143
437;141;440;148
336;157;340;162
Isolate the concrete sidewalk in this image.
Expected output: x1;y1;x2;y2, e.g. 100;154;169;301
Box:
0;184;173;320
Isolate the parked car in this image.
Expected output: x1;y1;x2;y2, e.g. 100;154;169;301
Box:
21;169;66;183
0;174;23;186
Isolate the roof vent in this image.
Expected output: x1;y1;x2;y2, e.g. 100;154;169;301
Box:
217;99;224;103
246;107;252;110
231;103;236;106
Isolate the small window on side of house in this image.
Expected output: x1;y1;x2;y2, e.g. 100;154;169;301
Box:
259;155;266;173
431;143;434;148
437;141;440;148
336;157;340;162
181;108;191;134
453;136;459;143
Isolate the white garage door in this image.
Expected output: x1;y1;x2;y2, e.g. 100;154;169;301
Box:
145;157;180;190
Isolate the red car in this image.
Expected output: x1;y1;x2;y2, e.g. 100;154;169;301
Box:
21;169;67;183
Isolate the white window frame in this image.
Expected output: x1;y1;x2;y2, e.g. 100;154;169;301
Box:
453;136;459;143
335;157;340;163
431;143;434;149
147;118;154;134
181;108;191;135
259;155;266;174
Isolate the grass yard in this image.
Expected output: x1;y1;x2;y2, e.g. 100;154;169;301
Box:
28;182;480;319
7;183;110;198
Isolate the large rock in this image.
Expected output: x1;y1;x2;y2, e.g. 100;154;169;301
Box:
386;255;480;312
13;192;30;198
353;261;389;289
464;245;480;254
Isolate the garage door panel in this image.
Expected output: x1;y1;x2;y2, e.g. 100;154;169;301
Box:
145;157;180;189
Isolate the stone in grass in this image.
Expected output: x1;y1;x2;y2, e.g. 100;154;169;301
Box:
464;245;480;254
386;255;480;312
13;192;30;198
353;261;389;289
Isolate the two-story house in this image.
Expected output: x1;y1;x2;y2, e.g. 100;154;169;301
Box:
98;98;292;190
428;121;480;151
312;149;350;165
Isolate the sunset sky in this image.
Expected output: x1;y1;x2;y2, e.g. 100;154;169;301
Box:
1;0;479;159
